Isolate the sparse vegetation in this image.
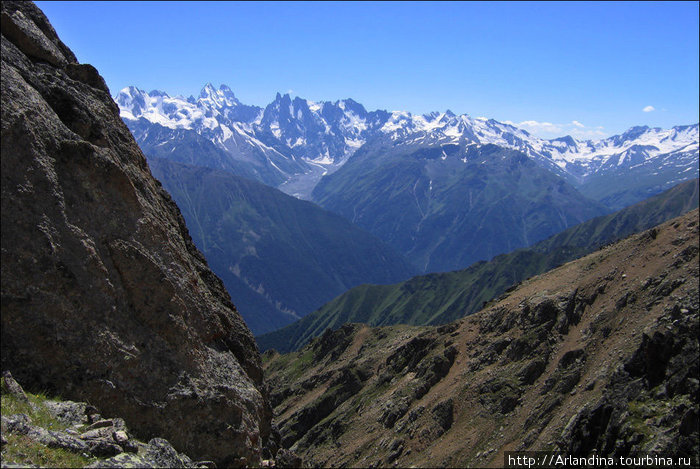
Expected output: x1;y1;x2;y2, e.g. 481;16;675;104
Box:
1;433;93;468
1;378;96;468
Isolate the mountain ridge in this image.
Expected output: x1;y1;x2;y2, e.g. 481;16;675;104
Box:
257;178;699;353
311;141;609;272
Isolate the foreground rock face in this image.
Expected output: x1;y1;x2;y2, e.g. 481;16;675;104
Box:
1;1;270;465
264;210;699;467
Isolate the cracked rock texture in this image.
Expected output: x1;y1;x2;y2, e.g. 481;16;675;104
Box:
1;1;271;465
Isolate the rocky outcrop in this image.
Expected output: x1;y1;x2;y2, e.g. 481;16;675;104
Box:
1;371;211;467
1;1;270;465
2;406;198;467
558;299;699;458
264;210;699;467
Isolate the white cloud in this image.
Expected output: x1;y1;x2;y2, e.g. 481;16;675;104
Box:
569;128;608;139
643;105;655;112
509;119;607;140
515;120;564;134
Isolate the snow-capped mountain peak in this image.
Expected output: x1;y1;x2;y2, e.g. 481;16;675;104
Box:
116;86;220;130
198;83;240;109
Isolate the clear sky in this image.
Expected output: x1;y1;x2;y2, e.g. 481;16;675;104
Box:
35;1;699;140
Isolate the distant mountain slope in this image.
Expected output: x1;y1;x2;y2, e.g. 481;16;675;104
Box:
263;209;699;467
258;178;698;352
576;126;698;210
128;119;291;186
312;142;607;272
149;158;416;335
532;177;699;252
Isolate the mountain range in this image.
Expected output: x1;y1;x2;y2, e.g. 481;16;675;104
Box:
115;84;698;208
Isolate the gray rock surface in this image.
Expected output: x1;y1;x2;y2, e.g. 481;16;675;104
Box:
43;400;88;426
1;371;28;403
0;1;271;465
85;438;199;468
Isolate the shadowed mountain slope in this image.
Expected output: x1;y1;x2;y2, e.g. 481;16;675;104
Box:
312;142;608;273
148;158;416;335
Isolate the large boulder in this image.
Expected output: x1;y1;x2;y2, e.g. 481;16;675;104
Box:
0;1;271;465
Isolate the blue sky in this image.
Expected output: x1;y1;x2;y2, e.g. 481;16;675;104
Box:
35;1;699;139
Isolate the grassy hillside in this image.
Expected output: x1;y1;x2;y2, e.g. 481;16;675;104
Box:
258;178;698;352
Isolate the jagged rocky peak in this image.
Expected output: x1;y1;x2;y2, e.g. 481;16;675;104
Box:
198;82;240;108
620;125;651;140
336;97;367;116
552;135;577;146
1;1;272;466
199;81;217;98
